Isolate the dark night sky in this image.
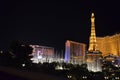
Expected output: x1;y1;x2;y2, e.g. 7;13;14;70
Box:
0;0;120;51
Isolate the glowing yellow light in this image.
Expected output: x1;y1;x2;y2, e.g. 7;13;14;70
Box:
92;13;94;17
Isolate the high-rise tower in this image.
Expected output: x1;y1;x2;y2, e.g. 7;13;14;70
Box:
88;13;97;51
86;13;102;72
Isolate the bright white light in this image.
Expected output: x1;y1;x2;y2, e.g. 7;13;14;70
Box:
104;76;109;79
31;58;39;64
67;75;72;78
83;76;87;79
115;77;119;79
55;65;63;70
115;64;119;67
22;64;25;67
38;55;42;59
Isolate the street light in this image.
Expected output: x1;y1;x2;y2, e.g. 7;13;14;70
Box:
115;77;119;79
104;76;109;79
83;76;87;79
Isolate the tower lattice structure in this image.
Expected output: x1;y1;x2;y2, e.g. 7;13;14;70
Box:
88;13;97;51
87;13;102;72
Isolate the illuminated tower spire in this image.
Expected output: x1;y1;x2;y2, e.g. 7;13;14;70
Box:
87;13;102;72
88;12;97;51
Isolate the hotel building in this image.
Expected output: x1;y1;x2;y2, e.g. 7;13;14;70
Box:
65;40;86;64
96;34;120;56
30;45;54;63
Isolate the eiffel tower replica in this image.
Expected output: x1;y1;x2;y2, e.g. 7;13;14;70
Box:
86;12;102;72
